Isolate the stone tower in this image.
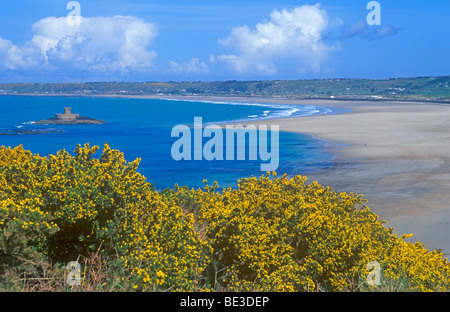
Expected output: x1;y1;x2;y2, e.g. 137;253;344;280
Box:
55;107;79;121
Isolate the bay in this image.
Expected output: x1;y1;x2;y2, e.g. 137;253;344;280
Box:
0;95;343;190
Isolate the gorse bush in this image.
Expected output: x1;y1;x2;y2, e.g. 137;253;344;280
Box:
0;144;206;291
0;144;449;291
170;175;450;292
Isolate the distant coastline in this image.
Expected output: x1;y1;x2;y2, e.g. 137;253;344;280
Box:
1;91;450;105
0;76;448;103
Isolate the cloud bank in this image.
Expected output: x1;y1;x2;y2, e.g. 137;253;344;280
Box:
0;4;400;81
169;58;209;75
0;15;158;79
214;4;339;77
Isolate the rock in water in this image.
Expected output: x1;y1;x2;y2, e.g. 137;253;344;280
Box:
35;107;105;125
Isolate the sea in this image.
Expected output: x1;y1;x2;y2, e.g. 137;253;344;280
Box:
0;95;348;190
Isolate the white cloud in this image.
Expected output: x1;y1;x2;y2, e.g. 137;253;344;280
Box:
169;58;209;75
215;4;339;76
0;37;43;71
0;15;158;78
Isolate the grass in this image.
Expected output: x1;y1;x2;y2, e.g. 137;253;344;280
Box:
0;249;438;292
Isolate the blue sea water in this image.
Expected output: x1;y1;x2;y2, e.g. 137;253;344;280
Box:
0;95;346;190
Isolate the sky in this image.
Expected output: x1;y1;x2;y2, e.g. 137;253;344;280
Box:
0;0;448;83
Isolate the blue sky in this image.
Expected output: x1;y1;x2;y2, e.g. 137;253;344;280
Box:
0;0;448;82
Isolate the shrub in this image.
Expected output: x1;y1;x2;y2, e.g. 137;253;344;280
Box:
170;173;450;291
1;145;449;292
0;144;207;291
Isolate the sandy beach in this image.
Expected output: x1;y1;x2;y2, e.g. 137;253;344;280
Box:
151;95;450;253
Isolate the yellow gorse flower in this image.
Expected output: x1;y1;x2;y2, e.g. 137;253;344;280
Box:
1;145;449;292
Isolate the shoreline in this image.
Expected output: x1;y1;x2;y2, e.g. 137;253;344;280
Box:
2;92;450;105
3;93;450;253
147;95;450;253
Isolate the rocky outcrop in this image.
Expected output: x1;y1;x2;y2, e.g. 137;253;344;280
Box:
35;107;105;125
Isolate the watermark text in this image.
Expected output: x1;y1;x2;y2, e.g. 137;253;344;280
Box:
171;117;279;171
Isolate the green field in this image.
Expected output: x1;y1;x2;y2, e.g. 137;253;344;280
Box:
0;76;449;102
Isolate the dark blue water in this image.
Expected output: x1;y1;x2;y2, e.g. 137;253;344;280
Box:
0;95;344;189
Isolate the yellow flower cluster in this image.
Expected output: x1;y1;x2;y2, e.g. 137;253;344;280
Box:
380;238;450;292
1;144;449;292
171;173;450;292
0;144;206;290
117;186;208;291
